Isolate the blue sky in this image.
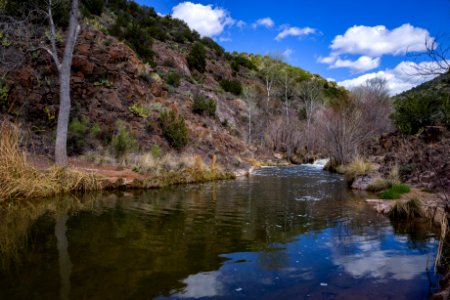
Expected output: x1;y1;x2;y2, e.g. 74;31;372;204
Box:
136;0;450;94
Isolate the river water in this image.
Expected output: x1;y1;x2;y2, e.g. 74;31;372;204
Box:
0;165;441;299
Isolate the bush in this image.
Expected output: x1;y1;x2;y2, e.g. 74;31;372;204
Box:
392;92;450;134
160;109;188;150
112;121;137;157
81;0;104;16
399;163;417;176
68;118;101;155
166;71;181;87
138;72;153;84
220;79;242;95
201;37;224;56
0;79;8;111
129;103;150;119
192;95;216;116
187;42;206;73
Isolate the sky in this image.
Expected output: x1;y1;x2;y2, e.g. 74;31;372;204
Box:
136;0;450;95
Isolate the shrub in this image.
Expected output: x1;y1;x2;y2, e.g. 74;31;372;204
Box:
392;92;450;134
129;103;150;119
81;0;104;16
220;79;242;96
388;198;422;220
192;95;216;116
399;163;417;176
150;144;161;158
112;121;137;157
138;72;153;84
68;118;89;155
160;109;188;150
166;71;181;87
201;37;224;56
0;79;8;110
187;42;206;73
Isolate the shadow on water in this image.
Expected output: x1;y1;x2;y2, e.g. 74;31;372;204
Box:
0;165;443;299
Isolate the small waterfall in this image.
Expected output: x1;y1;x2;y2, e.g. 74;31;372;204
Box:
310;158;330;169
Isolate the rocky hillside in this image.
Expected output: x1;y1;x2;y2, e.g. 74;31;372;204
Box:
0;0;344;170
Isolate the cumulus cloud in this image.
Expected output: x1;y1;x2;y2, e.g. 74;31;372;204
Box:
330;56;381;72
275;26;317;41
331;24;433;57
338;61;440;95
172;2;234;37
320;24;434;72
252;17;275;29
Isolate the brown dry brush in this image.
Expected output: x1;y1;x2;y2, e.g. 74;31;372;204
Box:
0;122;99;202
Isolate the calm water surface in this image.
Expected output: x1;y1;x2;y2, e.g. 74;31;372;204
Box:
0;165;441;299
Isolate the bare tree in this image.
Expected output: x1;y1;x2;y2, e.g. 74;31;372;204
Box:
297;78;323;154
1;0;80;166
243;85;258;144
407;35;450;76
259;54;282;112
279;66;296;122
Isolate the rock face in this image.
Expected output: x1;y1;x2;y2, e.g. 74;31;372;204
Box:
365;126;450;193
0;27;268;168
351;173;380;190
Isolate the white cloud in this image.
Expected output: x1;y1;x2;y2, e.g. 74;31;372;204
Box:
219;37;232;42
283;48;294;59
275;26;316;41
172;2;234;37
338;60;440;95
236;20;246;29
252;17;275;29
330;56;381;72
330;24;433;57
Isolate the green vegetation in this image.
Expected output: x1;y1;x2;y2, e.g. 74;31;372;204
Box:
192;95;216;116
128;103;150;119
392;73;450;134
112;121;137;157
187;42;207;73
94;78;113;87
160;109;188;150
166;71;181;87
379;183;411;199
68;118;101;155
388;198;422;220
0;79;8;111
227;53;257;72
201;37;224;56
150;144;161;158
81;0;104;16
220;79;243;95
138;72;153;84
399;163;417;176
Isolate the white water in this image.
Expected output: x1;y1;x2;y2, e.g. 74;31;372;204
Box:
308;158;330;169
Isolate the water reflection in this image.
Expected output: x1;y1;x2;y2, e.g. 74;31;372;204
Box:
0;166;441;299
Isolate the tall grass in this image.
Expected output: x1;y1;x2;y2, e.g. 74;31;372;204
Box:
0;122;99;202
337;156;374;181
388;198;422;220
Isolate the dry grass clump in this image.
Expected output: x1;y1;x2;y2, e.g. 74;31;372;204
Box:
0;122;99;202
367;177;391;192
337;156;374;179
387;198;422;220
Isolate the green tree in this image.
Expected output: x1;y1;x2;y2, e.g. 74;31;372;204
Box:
187;42;206;73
